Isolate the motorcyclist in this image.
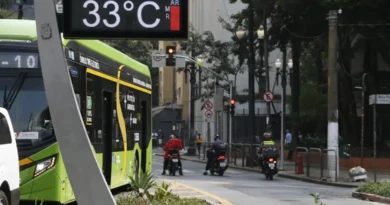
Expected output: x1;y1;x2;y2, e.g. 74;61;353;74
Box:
162;135;183;175
203;135;227;175
258;132;278;172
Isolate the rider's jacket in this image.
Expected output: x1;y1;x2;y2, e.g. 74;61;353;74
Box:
164;138;182;159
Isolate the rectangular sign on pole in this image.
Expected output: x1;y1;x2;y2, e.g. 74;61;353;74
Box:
175;50;186;68
369;94;390;105
63;0;189;39
152;50;166;68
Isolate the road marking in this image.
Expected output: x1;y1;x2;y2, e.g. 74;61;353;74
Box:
155;169;196;174
199;169;242;174
163;179;234;205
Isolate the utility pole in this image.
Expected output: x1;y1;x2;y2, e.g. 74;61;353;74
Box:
327;10;339;181
263;4;271;130
248;1;256;144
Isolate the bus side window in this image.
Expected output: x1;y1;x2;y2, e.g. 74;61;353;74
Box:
0;113;12;145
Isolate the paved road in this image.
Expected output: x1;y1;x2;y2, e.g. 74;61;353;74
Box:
152;155;379;205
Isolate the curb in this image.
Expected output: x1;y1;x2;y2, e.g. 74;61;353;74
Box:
277;173;359;188
155;153;359;188
352;192;390;204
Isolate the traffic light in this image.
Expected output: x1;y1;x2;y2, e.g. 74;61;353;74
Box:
230;99;235;116
165;46;176;66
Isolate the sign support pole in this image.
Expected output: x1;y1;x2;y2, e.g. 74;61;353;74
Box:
34;1;116;205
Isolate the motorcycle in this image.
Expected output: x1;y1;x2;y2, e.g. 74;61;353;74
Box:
262;157;278;180
168;150;180;176
210;149;229;176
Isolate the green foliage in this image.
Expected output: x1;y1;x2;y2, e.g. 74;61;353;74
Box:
153;181;171;201
0;9;18;19
128;170;156;200
310;193;326;205
356;182;390;198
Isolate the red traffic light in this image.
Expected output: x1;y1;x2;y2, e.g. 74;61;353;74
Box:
230;99;235;105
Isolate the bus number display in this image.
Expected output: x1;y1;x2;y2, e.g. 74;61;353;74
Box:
0;52;39;69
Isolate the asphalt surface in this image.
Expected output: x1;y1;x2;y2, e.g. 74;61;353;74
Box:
152;155;380;205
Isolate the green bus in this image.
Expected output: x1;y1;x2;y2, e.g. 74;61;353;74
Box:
0;19;153;204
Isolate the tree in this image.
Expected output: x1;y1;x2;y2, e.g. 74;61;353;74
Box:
179;28;245;100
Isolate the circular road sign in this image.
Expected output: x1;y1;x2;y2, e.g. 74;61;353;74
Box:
153;53;162;61
204;100;213;110
263;91;274;103
205;110;213;118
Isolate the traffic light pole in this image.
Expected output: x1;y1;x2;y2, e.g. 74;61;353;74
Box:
175;55;233;148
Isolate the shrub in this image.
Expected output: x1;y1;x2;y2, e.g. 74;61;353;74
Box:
310;193;326;205
356;182;390;198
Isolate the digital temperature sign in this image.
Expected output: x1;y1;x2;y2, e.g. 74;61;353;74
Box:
63;0;188;40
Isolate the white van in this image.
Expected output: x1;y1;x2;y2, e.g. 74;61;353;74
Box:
0;108;20;205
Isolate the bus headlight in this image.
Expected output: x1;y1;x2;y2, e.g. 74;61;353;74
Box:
34;156;56;177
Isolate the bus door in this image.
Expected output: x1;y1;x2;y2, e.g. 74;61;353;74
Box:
140;101;147;173
102;91;113;185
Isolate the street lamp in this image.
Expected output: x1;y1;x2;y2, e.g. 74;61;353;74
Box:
257;26;264;39
274;58;293;170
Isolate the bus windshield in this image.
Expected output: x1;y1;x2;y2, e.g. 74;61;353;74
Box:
0;75;55;158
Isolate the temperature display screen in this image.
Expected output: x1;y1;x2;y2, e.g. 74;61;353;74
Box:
0;52;40;69
63;0;188;39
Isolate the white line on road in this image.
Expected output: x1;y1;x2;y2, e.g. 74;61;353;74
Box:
155;169;196;174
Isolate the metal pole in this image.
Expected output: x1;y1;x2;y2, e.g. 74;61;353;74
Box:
229;82;233;160
263;3;271;127
361;73;367;166
248;0;256;145
373;100;377;182
280;87;284;170
281;46;287;170
188;62;197;155
327;10;339;181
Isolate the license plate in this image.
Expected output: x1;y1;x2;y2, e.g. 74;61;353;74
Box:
269;163;275;169
172;158;178;162
220;162;225;167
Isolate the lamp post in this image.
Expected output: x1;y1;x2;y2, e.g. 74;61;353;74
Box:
236;25;265;147
257;26;265;95
275;57;293;170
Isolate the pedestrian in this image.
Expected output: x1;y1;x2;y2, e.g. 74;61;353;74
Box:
152;132;157;149
196;134;203;154
285;129;292;160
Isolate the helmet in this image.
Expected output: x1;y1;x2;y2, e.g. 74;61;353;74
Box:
214;134;220;141
170;134;175;139
263;132;271;140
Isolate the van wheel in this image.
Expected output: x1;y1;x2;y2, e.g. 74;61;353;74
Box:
0;190;9;205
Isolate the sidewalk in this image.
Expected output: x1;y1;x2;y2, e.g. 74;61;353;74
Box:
153;148;390;188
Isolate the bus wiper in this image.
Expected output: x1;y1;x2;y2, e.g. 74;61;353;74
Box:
3;70;28;110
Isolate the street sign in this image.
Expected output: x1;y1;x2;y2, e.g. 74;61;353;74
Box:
205;110;213;118
204;100;213;110
63;0;189;39
369;94;390;105
263;91;274;103
175;50;186;68
152;50;166;67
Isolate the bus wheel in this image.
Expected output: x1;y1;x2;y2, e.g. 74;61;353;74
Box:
0;190;9;205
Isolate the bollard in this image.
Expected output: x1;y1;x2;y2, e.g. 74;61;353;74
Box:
296;154;304;174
